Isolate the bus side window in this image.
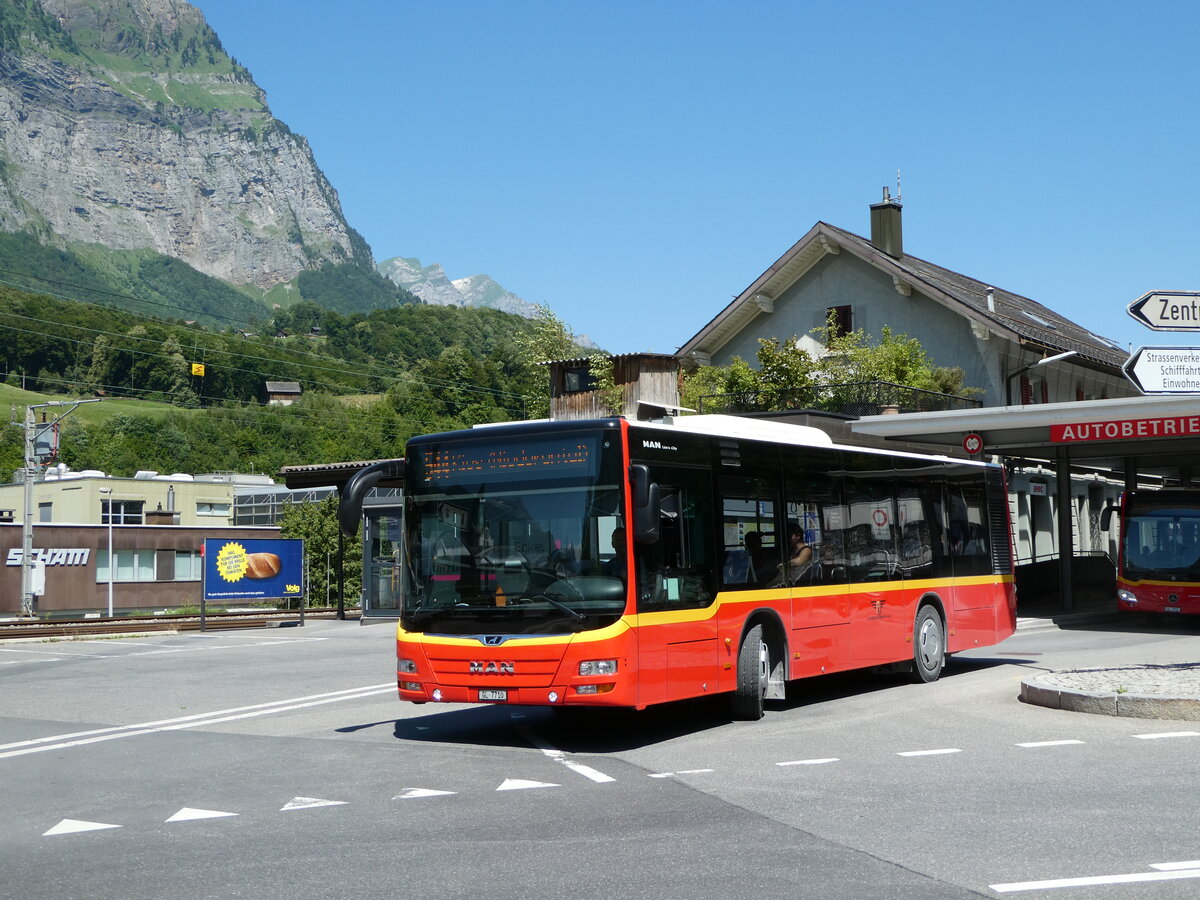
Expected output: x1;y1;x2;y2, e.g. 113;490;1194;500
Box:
718;473;780;590
947;482;991;575
635;472;716;611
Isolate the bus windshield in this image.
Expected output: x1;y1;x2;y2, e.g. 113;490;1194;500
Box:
1122;493;1200;580
400;428;628;635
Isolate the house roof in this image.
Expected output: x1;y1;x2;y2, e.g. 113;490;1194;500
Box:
264;381;302;393
677;221;1128;371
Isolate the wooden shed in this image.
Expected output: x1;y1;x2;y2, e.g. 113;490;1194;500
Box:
546;353;681;420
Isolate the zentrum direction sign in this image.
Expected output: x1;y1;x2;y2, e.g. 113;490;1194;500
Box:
1122;346;1200;395
1127;290;1200;331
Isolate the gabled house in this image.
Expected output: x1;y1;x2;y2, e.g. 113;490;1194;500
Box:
677;193;1134;407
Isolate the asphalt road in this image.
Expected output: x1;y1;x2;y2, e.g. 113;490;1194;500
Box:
2;616;1199;899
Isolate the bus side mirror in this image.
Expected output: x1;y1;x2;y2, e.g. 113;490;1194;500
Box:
630;464;660;544
1100;505;1117;531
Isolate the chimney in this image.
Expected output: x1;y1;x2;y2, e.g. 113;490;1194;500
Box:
869;187;903;258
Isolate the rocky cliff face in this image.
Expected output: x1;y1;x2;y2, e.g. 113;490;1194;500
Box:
377;257;469;308
378;256;542;319
0;0;366;290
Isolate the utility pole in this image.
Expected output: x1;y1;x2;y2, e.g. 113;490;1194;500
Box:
17;399;100;617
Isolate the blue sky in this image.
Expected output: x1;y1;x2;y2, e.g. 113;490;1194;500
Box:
197;0;1200;356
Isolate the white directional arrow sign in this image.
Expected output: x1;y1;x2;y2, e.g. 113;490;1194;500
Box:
1123;346;1200;394
1127;291;1200;331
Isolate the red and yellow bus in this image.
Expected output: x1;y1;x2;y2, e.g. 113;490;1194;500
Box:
342;414;1016;719
1106;489;1200;617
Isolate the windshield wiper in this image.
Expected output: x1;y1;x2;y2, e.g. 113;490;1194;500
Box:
534;591;587;623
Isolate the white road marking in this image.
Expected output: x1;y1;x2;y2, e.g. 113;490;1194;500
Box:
1133;731;1200;740
516;725;616;784
777;757;839;767
0;683;395;760
496;779;559;791
43;818;121;836
990;867;1200;892
280;797;347;811
394;788;457;799
1016;740;1084;748
648;769;715;778
1153;860;1200;871
166;807;238;823
897;748;961;757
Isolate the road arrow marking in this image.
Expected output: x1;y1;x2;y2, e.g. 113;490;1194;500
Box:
280;797;348;811
496;779;559;791
393;788;457;799
43;818;121;836
166;807;238;822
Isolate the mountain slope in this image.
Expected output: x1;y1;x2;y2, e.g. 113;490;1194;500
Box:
0;0;369;292
378;256;541;318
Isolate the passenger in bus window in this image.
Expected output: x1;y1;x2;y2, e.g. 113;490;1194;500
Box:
744;531;778;586
780;529;813;584
602;527;626;577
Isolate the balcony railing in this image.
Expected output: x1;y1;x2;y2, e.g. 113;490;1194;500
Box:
698;381;982;416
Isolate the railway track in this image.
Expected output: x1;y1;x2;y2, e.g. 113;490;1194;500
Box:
0;608;360;640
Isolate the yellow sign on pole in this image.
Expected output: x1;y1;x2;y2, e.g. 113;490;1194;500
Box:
191;363;205;376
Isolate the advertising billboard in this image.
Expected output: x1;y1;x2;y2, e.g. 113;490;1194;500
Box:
202;538;304;602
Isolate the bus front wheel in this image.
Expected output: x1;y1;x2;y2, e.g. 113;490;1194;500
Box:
732;624;768;720
910;605;945;684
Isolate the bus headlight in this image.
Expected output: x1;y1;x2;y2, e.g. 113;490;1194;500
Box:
579;659;618;676
398;658;418;673
1117;590;1137;605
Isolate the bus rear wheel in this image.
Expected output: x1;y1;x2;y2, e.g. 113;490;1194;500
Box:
910;605;945;683
732;624;768;720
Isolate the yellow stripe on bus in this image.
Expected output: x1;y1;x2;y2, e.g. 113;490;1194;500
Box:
402;574;1012;644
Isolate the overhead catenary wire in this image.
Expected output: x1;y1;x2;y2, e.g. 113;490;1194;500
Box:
0;313;529;412
7;369;506;437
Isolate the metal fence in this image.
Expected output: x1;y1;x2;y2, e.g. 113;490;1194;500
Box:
698;381;982;417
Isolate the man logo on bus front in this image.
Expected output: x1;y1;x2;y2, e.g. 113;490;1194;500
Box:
470;661;515;675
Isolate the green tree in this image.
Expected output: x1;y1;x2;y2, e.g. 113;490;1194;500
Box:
277;495;362;609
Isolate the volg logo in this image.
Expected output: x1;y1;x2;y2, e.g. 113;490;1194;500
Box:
469;661;515;675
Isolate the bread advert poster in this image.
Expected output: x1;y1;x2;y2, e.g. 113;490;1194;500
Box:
202;538;304;601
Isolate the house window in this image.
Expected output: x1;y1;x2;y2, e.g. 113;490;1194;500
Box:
175;550;202;581
96;549;156;583
827;305;853;339
102;499;144;525
196;502;231;517
563;367;594;394
38;502;52;523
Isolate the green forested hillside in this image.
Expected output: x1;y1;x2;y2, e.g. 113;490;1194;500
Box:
0;282;574;479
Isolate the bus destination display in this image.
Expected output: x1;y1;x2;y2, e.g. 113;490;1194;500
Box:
420;436;598;485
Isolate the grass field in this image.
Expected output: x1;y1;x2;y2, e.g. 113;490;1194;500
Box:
0;383;185;425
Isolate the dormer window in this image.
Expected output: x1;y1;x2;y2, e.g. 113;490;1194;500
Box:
1020;310;1057;330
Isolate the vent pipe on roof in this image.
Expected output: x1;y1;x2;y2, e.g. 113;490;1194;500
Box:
869;187;903;258
986;287;995;312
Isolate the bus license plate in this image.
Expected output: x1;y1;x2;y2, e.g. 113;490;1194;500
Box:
1165;607;1181;613
478;689;507;702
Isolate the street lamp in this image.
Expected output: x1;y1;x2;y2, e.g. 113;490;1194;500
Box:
1005;350;1079;405
98;486;113;618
